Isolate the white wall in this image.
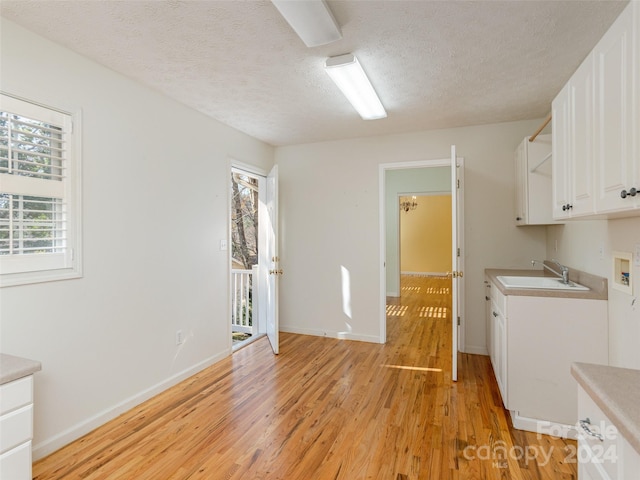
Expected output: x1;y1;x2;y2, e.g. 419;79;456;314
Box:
385;167;450;296
0;19;274;458
547;217;640;369
276;120;548;352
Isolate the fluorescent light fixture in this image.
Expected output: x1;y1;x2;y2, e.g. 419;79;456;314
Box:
324;54;387;120
271;0;342;47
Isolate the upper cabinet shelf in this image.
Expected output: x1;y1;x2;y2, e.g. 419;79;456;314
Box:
552;1;639;220
514;134;562;225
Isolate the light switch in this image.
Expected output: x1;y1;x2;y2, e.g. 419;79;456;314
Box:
220;239;228;251
635;244;640;267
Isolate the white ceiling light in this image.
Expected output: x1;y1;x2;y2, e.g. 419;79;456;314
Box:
324;54;387;120
271;0;342;47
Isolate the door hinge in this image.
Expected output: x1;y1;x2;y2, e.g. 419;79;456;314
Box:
457;179;460;189
457;316;461;326
457;247;460;257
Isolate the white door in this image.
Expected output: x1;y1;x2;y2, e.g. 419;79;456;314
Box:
266;165;280;354
450;145;462;382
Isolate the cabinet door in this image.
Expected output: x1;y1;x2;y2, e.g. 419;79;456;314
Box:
594;4;637;213
514;139;527;225
570;54;596;216
495;311;507;407
490;306;499;375
485;281;493;360
552;83;572;218
578;460;611;480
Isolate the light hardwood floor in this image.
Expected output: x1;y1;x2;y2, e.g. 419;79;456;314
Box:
33;275;577;479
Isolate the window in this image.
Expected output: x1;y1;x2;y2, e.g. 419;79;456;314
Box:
0;94;81;286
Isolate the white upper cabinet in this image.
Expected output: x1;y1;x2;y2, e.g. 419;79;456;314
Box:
570;53;596;216
552;83;572;218
515;134;558;225
552;2;639;219
553;55;596;218
594;2;637;214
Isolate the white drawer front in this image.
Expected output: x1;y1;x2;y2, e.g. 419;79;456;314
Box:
0;440;32;480
0;377;33;416
0;405;33;456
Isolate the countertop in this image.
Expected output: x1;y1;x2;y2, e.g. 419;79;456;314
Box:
0;353;42;385
571;362;640;455
485;267;608;300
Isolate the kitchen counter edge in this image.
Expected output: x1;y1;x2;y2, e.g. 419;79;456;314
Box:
484;268;607;300
0;353;42;385
571;362;640;456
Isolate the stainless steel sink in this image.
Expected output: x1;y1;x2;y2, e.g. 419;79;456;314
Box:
496;275;589;291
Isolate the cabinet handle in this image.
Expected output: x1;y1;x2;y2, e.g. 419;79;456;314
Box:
562;203;573;211
492;311;498;317
516;216;522;221
485;296;490;301
620;188;637;199
579;418;604;442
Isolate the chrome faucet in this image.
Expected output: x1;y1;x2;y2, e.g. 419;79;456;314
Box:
531;259;570;285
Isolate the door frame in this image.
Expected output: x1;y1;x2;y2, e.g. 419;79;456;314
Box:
228;160;269;352
378;159;465;353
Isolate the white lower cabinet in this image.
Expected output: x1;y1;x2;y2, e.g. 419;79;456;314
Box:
486;279;508;406
0;375;35;480
485;278;608;431
577;385;640;479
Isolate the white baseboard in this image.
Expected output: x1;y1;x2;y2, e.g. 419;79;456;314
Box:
279;326;382;344
509;411;577;440
386;290;399;297
32;350;230;460
464;345;489;356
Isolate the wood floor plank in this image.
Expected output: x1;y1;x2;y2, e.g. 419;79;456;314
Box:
33;275;576;479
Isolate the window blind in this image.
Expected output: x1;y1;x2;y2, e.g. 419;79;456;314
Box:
0;95;76;279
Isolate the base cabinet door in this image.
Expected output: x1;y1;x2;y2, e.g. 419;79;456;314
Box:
577;385;640;480
579;460;610;480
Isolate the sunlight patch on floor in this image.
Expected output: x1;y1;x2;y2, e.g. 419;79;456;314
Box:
381;364;443;373
424;287;451;294
401;286;421;292
419;306;449;319
386;305;408;317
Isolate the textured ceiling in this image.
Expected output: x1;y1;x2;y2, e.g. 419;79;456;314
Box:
0;0;629;146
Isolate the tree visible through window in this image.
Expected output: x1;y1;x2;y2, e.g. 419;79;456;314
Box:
231;172;258;269
0;94;81;286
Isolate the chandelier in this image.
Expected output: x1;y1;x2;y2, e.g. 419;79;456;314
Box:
400;196;418;212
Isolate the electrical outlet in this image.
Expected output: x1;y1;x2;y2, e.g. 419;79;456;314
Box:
635;244;640;267
176;330;183;345
220;239;227;251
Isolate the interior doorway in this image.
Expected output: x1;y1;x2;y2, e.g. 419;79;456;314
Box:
379;154;464;380
229;164;280;354
230;167;266;350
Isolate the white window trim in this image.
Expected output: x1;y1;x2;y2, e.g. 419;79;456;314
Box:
0;93;82;287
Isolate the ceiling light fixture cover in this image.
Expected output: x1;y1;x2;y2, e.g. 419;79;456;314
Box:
271;0;342;47
324;54;387;120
